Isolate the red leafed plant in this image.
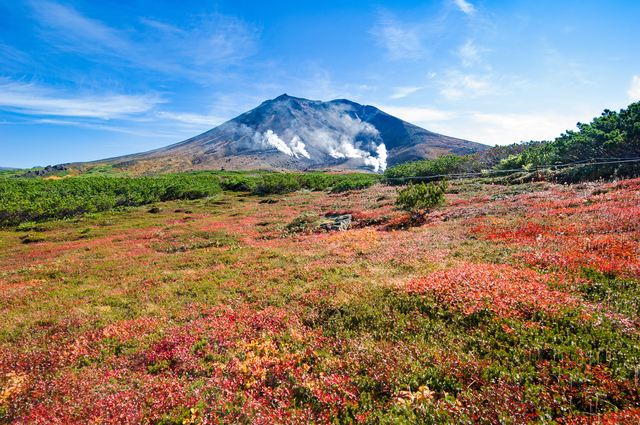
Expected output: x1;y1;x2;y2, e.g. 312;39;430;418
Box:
401;262;585;319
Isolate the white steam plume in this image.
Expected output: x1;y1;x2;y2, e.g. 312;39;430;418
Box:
365;143;387;172
290;136;311;159
232;102;388;171
285;105;389;171
254;130;293;156
253;130;311;159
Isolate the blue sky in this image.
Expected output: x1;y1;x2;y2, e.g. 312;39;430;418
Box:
1;0;639;168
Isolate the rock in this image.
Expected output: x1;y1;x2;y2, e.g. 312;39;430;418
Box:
318;214;352;231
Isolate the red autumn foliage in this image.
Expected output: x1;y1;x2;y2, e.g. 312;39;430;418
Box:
402;262;584;319
2;178;640;423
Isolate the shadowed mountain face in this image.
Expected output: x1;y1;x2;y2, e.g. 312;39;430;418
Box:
106;94;489;173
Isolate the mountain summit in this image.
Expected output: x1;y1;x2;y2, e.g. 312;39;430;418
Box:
105;95;489;173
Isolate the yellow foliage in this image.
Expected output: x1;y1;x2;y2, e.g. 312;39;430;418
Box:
1;372;28;404
325;229;381;255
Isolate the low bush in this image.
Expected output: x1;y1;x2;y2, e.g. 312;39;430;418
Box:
218;172;381;195
330;174;379;193
395;180;448;213
0;175;222;226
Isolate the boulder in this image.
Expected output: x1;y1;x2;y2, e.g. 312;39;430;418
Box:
318;214;352;231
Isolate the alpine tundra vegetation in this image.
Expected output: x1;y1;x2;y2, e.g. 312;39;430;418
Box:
1;168;640;423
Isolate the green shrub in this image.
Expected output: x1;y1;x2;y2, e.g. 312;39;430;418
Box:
283;212;318;235
395;180;447;213
495;101;640;178
218;172;380;195
0;175;222;226
219;176;254;192
330;174;379;193
384;155;468;181
251;174;302;195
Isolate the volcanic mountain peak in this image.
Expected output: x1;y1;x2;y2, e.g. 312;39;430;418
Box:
104;95;489;174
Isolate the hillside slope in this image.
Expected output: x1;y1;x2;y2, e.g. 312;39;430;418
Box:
99;94;488;174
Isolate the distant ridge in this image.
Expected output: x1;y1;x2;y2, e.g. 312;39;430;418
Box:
99;94;489;174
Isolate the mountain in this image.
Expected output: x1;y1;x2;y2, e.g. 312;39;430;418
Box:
101;94;489;174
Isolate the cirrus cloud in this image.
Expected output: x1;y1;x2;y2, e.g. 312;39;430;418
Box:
0;78;163;119
155;111;225;127
439;71;492;100
453;0;477;15
390;86;423;99
376;105;458;123
370;13;425;60
29;0;261;82
628;76;640;101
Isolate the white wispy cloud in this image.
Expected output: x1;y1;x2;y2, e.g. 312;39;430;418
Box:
376;106;458;123
472;112;565;131
293;62;376;102
144;14;260;68
0;78;163;119
30;0;131;55
370;12;428;60
417;109;585;147
440;71;491;100
453;0;477;15
0;44;32;66
469;111;581;144
628;76;640;100
370;4;489;62
29;1;260;81
32;118;182;138
156;112;225;126
139;17;185;35
459;39;481;67
390;87;423;99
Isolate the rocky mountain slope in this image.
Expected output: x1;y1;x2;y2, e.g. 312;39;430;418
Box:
101;94;488;174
